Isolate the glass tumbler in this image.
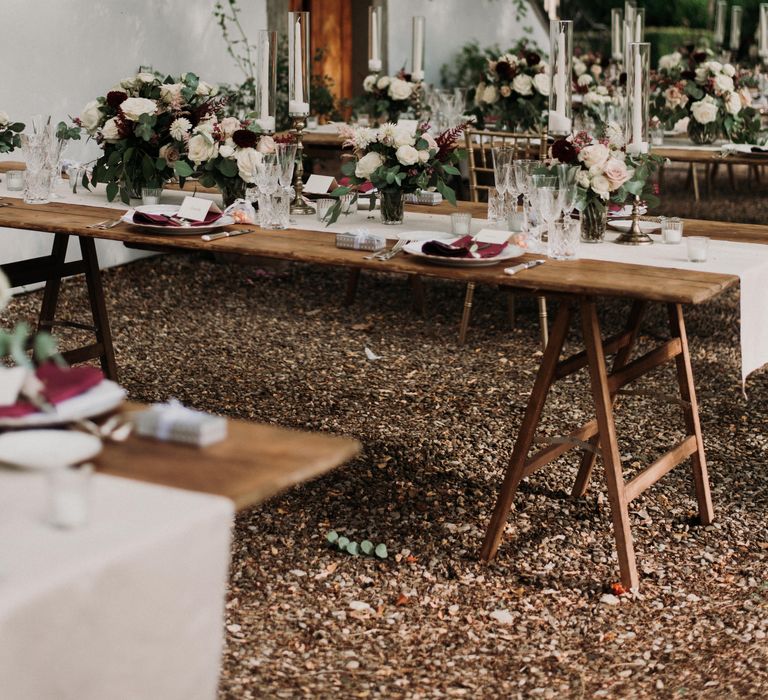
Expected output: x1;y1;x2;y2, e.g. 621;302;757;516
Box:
6;169;24;191
662;216;684;244
548;218;580;260
21;132;55;204
450;212;472;235
687;236;709;262
315;198;335;223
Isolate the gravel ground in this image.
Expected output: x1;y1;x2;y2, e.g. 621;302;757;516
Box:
3;238;766;698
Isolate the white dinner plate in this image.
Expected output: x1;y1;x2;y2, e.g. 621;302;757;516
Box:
403;238;525;267
122;205;235;235
607;219;662;234
0;380;126;428
0;430;102;470
394;230;455;242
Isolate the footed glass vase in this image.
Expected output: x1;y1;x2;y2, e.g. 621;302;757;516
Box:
580;200;607;243
380;189;405;225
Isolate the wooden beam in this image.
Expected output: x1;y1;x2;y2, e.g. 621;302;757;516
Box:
523;419;599;476
607;338;682;393
624;436;697;502
556;328;635;379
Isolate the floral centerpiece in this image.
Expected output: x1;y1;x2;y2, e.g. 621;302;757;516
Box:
357;70;421;123
0;112;24;154
77;71;269;204
330;121;469;225
651;50;759;144
549;130;662;242
473;49;549;132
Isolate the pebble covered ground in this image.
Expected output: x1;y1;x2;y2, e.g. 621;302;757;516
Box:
3;170;767;698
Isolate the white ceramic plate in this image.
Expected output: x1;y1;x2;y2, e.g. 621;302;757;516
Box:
608;219;662;234
394;230;455;242
0;380;126;428
0;430;102;470
403;238;525;267
122;205;235;235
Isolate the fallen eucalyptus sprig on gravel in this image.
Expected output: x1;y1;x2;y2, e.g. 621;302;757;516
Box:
326;530;388;559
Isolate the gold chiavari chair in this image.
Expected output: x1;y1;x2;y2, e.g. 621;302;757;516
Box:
461;127;550;350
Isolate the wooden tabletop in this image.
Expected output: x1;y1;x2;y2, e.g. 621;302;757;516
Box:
96;403;361;510
0;196;740;305
653;146;768;166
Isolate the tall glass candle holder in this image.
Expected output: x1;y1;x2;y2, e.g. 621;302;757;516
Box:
624;7;645;68
288;12;310;117
729;5;743;54
255;30;277;133
713;0;727;50
625;42;650;155
411;16;425;81
548;20;573;136
611;8;624;64
368;6;383;73
760;4;768;63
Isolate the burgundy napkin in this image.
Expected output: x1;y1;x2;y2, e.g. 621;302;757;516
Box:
0;364;104;418
421;235;507;259
132;210;223;227
750;146;768;154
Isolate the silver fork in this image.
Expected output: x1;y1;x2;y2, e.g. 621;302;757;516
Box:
365;239;405;261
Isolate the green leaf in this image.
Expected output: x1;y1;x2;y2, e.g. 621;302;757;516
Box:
341;161;357;177
337;536;350;551
374;543;388;559
173;160;194;178
346;541;360;556
436;179;457;206
442;164;460;176
155;157;167;171
218;158;238;178
360;540;374;556
326;530;339;544
106;181;118;201
324;200;343;226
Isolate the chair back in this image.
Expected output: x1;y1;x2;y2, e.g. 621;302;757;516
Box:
464;128;548;202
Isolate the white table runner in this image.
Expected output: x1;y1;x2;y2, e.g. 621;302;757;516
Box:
0;470;233;700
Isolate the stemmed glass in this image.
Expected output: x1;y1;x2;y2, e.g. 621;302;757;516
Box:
536;186;563;250
557;164;579;220
528;171;556;247
492;146;514;218
514;159;539;235
275;142;297;190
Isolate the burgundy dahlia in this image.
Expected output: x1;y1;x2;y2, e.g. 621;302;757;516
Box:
681;70;696;81
525;51;541;67
495;61;514;81
106;91;128;109
232;129;258;148
551;138;578;164
693;51;708;64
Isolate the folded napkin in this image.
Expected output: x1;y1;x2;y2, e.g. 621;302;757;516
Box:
0;364;104;418
751;146;768;154
421;235;507;259
132;210;223;227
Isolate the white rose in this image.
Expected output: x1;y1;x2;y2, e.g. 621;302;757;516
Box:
235;147;262;183
376;75;391;90
355;151;384;179
722;63;736;77
658;52;682;71
196;80;217;96
591;174;610;199
219;116;241;138
119;76;138;90
80;100;103;133
169;117;192;141
725;91;742;116
219;143;235;158
363;74;377;92
577;170;591;189
159;83;183;103
393;127;416;147
502;53;518;66
101;117;120;142
573;59;587;76
418;149;430;163
579;143;610;169
706;61;723;74
577;73;593;87
533;73;550;96
591;64;602;78
136;72;155;83
388;78;413;101
395;144;419;166
713;74;734;94
512;73;534;96
691;98;718;125
482;85;499;104
0;111;9;127
120;97;157;121
187;132;218;164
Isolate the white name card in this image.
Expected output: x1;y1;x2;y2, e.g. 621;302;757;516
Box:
177;196;213;222
304;174;337;195
474;228;512;244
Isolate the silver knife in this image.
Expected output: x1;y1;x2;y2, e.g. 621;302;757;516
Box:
504;259;545;276
201;229;256;242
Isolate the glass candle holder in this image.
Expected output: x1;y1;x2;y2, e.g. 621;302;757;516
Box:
662;216;684;244
411;16;426;81
625;42;650;155
759;4;768;61
548;20;573;136
730;5;743;53
650;125;665;147
141;187;162;205
340;193;358;215
47;463;93;529
6;169;24;191
288;12;310;116
368;6;383;73
315;198;335;222
611;8;624;63
450;211;472;235
687;236;709;262
255;30;277;133
714;1;727;49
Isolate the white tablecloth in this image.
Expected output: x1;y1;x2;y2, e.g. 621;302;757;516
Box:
0;470;234;700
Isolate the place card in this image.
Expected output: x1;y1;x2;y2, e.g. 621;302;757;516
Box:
304;174;337;195
177;196;213;222
474;228;512;244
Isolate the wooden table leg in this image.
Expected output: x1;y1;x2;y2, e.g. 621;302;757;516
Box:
409;275;426;317
480;302;573;562
580;298;639;590
343;269;361;306
458;282;476;346
37;233;69;335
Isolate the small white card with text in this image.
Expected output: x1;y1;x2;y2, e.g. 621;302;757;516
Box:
474;228;512;244
304;175;337;195
177;196;213;222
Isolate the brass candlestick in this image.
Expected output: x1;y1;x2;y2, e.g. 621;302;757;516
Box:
290;114;315;215
614;195;653;245
413;80;424;121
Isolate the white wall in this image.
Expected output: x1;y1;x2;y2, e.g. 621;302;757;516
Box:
0;0;267;277
385;0;549;85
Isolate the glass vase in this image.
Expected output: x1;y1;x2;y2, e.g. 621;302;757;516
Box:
220;179;247;207
380;189;405;225
580;200;608;243
688;120;719;145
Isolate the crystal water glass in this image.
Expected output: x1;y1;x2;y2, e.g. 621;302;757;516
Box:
492;145;514;208
275;142;297;189
487;188;506;224
687;236;709;262
536;185;562;244
265;188;291;230
21;131;56;204
548;218;580;260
